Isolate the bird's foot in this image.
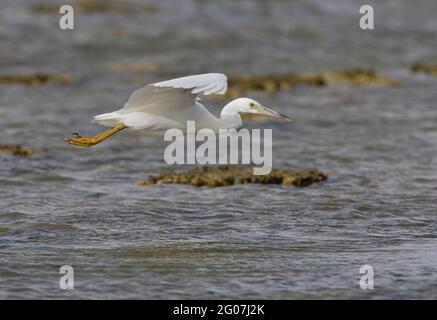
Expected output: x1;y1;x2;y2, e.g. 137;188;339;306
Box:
64;132;98;147
65;124;127;148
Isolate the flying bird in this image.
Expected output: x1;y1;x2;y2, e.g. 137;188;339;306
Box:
65;73;292;147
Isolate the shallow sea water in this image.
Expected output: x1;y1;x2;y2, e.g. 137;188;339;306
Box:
0;0;436;299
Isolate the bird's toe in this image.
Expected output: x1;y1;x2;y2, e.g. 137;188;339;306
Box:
64;136;92;147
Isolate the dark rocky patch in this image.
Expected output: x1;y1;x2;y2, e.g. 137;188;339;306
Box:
226;69;399;97
137;165;328;188
0;74;70;86
0;145;33;156
31;0;159;14
411;63;437;76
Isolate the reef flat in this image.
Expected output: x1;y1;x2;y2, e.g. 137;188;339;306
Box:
0;74;70;86
31;0;159;14
137;165;327;188
411;63;437;76
226;69;399;97
105;63;160;73
0;145;33;156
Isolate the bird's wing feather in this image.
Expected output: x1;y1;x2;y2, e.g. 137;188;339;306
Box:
123;86;195;112
151;73;227;95
122;73;227;118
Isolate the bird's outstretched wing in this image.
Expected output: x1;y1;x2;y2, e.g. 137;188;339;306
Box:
94;74;228;130
123;73;227;112
151;73;227;95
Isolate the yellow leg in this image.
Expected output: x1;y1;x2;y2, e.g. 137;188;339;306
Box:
65;123;127;147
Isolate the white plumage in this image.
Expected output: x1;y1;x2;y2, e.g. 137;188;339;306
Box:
151;73;227;95
92;72;291;132
66;73;292;147
93;73;232;132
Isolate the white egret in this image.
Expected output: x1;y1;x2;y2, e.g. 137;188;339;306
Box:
65;73;292;147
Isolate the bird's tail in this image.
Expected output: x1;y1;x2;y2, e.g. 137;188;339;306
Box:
92;112;120;127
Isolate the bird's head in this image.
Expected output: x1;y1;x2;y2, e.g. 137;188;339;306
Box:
222;97;292;122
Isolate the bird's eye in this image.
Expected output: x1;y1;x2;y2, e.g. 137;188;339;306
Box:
249;102;256;109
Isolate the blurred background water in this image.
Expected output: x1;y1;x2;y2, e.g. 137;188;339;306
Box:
0;0;436;299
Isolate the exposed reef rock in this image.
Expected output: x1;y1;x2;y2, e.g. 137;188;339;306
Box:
137;166;327;188
0;74;70;86
0;145;33;156
31;0;159;14
226;69;399;97
410;63;437;76
105;63;160;73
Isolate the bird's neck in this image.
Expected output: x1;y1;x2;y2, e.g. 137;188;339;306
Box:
220;106;242;130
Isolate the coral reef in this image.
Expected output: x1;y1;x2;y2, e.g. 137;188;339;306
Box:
105;63;160;73
0;145;33;156
410;63;437;76
0;74;70;86
31;0;158;14
226;69;399;97
137;165;327;188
